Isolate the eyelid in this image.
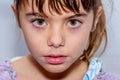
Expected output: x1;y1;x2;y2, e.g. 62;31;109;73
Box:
30;17;45;23
67;18;83;24
30;17;47;28
66;19;82;30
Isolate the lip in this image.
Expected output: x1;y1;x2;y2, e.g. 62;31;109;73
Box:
44;54;67;65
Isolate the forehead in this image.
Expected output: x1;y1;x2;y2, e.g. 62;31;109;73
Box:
30;1;84;11
17;0;95;16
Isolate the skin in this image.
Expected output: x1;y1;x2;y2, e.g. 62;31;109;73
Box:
11;0;102;80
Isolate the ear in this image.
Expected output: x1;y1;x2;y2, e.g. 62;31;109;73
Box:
11;3;17;17
91;6;103;32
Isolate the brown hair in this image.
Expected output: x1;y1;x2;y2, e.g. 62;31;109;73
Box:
14;0;107;62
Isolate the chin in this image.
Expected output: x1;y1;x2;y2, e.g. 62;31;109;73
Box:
42;64;70;73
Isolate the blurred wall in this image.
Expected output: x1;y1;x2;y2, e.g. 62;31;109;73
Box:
0;0;29;60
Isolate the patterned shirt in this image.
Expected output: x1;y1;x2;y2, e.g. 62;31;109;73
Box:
0;58;119;80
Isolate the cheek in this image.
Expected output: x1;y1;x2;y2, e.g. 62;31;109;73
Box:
66;29;90;58
68;37;88;55
23;30;48;55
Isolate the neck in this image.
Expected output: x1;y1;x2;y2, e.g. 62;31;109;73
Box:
27;55;89;80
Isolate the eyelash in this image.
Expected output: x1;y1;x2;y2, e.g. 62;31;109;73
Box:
67;19;82;29
31;18;47;29
30;18;82;30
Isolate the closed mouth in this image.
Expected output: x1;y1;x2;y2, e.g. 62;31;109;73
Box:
44;54;67;65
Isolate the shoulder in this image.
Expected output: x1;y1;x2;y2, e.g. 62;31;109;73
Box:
86;58;120;80
0;61;16;80
94;69;120;80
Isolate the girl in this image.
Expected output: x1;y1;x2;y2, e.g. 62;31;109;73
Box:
0;0;119;80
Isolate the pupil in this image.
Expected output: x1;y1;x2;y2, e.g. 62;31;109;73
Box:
38;20;44;25
70;21;76;25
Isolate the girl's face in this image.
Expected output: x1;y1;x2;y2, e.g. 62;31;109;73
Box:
14;0;95;73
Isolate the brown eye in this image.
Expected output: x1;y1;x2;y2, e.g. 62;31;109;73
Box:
70;20;77;26
32;19;47;28
67;19;81;29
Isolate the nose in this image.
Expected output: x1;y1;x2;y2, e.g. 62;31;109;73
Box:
47;30;65;48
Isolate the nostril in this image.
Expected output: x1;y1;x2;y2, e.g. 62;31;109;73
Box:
47;38;65;48
47;31;65;47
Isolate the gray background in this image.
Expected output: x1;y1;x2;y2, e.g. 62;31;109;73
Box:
0;0;120;77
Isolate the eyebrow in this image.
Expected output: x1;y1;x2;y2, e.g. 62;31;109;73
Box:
67;13;87;19
26;12;48;18
25;12;87;18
